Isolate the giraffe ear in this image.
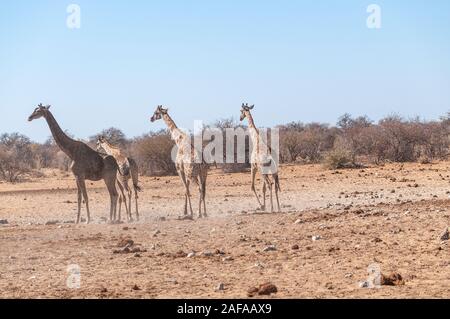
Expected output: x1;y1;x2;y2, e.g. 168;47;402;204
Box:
46;105;51;110
249;105;254;110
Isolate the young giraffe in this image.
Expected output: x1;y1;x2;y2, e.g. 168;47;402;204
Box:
97;136;141;222
150;105;208;218
28;104;119;223
240;103;281;212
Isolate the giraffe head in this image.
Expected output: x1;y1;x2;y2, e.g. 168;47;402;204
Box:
96;135;107;151
28;104;51;122
150;105;168;122
240;103;254;122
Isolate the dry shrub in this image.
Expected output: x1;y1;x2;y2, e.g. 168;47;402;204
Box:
279;122;337;163
0;133;33;182
131;130;177;176
323;137;356;170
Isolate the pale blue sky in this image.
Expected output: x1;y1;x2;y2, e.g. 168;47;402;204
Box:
1;0;449;142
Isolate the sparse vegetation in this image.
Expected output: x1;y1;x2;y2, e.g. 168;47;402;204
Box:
0;113;448;182
323;137;356;170
131;130;177;176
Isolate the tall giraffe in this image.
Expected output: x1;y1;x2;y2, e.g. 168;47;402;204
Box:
150;105;208;218
240;103;281;212
97;136;141;222
28;104;119;223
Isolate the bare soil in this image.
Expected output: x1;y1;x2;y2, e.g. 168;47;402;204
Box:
0;162;449;298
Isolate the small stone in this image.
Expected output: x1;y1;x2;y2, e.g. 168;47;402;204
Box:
294;219;302;224
216;283;225;291
254;262;265;269
381;273;405;286
222;256;234;262
214;249;225;255
263;245;277;252
45;220;60;226
187;252;196;258
344;273;353;278
247;286;259;297
132;284;141;291
201;251;214;257
291;244;300;250
258;283;278;296
0;219;8;225
359;281;370;288
152;230;161;237
312;235;322;241
440;228;449;241
100;287;108;293
117;238;134;248
174;250;187;258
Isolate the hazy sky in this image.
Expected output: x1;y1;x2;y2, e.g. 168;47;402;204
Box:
1;0;449;142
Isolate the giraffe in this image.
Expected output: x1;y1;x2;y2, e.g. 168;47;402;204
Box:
150;105;208;219
97;136;141;222
28;104;119;223
240;103;281;212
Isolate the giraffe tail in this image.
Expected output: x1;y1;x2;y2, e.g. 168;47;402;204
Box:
128;157;142;192
134;183;142;192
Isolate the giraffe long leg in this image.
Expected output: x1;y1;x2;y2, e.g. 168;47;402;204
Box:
104;174;118;223
267;176;274;213
196;177;203;218
124;176;132;221
116;180;127;222
251;165;263;208
198;185;202;218
261;178;267;212
202;174;207;218
78;178;90;224
76;178;82;224
177;170;188;215
128;189;132;221
186;179;194;217
274;174;281;212
134;188;139;221
129;158;140;221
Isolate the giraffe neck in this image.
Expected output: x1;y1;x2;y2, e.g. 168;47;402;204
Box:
101;141;120;157
101;141;128;165
246;112;260;146
162;113;187;146
44;111;78;159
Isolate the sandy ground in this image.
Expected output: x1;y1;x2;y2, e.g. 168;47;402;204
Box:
0;162;449;299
